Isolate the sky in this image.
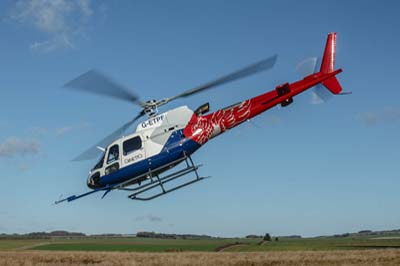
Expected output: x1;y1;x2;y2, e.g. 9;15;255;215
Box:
0;0;399;237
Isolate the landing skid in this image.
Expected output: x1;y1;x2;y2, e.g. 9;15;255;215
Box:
120;154;208;201
54;153;208;204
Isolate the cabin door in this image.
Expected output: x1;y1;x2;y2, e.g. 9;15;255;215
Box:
121;134;146;167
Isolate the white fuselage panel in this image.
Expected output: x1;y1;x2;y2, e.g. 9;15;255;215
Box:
102;106;194;170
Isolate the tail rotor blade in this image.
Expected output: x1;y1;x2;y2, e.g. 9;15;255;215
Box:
311;84;333;104
296;57;332;104
296;57;318;77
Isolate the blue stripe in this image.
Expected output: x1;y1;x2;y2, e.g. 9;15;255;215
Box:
99;129;201;187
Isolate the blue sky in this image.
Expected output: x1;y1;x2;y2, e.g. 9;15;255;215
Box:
0;0;399;237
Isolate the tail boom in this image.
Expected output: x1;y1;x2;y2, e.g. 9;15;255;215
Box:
183;33;344;145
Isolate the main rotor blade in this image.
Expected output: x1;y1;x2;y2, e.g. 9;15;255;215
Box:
72;111;145;161
164;55;278;104
64;70;144;106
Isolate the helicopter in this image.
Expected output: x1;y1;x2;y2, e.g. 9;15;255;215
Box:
56;32;345;204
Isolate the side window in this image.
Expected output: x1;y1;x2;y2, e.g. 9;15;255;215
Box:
105;163;119;175
107;144;119;164
123;136;142;155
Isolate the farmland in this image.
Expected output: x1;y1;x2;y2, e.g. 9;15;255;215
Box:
1;236;400;265
1;235;400;252
1;249;400;266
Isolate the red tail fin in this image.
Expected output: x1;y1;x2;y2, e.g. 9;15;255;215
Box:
320;32;337;74
320;32;342;94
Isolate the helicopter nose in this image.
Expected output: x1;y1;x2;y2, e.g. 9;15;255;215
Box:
87;172;101;189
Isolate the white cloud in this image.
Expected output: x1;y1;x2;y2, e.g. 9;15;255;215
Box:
0;137;40;158
135;215;162;223
55;122;89;136
358;107;400;126
29;37;73;52
77;0;93;17
11;0;94;52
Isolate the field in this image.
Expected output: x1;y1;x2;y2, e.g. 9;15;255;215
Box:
0;236;400;265
1;250;400;266
1;236;400;252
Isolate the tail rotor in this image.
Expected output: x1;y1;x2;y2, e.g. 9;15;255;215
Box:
296;57;333;104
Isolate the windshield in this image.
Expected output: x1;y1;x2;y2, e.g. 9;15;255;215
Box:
92;152;105;171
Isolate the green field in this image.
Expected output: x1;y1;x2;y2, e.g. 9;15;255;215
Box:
0;239;43;250
223;237;400;252
31;237;251;252
0;237;253;252
1;236;400;252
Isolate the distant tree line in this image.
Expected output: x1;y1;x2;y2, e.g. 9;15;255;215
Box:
136;231;214;239
333;229;400;238
0;231;86;239
2;228;400;240
245;234;302;239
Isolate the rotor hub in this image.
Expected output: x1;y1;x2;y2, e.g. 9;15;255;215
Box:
144;99;158;117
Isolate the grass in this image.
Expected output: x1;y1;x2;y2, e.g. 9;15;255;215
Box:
1;249;400;266
1;236;400;252
0;239;46;250
31;237;258;252
224;237;400;252
1;237;400;265
0;237;257;252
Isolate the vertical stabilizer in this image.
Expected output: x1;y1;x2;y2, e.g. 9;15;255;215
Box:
320;32;337;74
319;33;342;94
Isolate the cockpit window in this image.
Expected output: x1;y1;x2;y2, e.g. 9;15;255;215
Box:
123;136;142;155
92;153;105;170
107;144;119;164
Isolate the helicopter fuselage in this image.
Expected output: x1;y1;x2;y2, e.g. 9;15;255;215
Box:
87;68;342;190
55;32;344;204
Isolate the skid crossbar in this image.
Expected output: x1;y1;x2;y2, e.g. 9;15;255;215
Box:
124;154;206;201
